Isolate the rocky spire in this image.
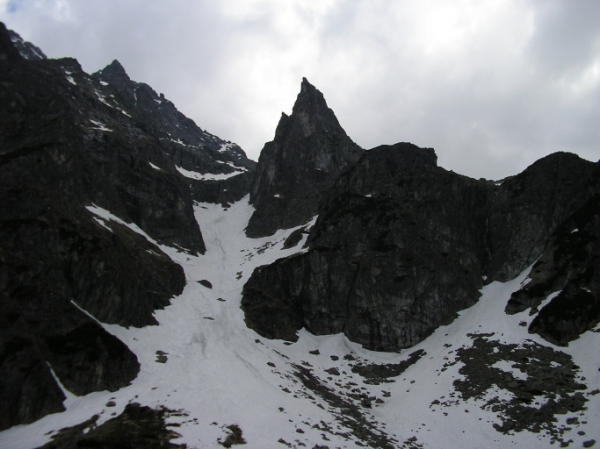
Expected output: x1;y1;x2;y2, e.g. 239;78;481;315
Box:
94;59;131;85
246;78;363;238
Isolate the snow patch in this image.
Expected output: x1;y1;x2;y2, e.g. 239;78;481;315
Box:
175;165;245;181
88;119;112;133
86;204;156;245
92;217;113;232
491;360;528;381
218;142;235;153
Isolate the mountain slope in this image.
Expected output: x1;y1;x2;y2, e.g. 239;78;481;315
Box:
1;198;598;449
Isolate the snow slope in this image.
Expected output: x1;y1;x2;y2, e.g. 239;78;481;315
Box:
1;197;598;449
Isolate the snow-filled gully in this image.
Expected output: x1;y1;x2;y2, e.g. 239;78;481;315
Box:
1;197;599;449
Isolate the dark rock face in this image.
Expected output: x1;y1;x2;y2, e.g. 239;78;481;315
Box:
93;60;256;205
506;166;600;345
243;144;599;351
0;53;206;254
189;170;254;206
245;78;363;237
485;152;596;282
0;337;67;430
241;77;599;352
0;23;23;62
243;143;495;350
7;28;46;60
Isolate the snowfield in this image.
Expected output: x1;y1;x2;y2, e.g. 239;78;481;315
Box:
1;197;598;449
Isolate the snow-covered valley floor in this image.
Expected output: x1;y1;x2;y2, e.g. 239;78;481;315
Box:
1;197;599;449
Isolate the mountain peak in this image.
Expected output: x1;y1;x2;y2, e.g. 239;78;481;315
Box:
293;77;329;117
96;59;130;81
246;78;363;237
0;22;22;63
300;76;315;93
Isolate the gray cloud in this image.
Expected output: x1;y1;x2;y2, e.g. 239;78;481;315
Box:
1;0;599;180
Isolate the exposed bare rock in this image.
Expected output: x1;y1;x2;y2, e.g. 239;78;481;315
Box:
485;152;596;282
243;143;495;350
93;59;255;205
246;78;363;237
506;165;600;345
243;144;599;351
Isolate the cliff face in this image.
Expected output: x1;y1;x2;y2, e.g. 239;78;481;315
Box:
246;78;363;237
93;60;255;170
241;74;598;351
243;142;598;351
485;152;596;282
243;143;494;350
506;165;600;346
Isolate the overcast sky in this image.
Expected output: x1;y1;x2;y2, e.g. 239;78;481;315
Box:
2;1;599;180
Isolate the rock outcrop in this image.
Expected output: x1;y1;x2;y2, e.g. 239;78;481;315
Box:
485;152;596;282
93;60;256;205
7;28;46;61
243;143;495;350
245;78;363;237
506;165;600;345
240;74;597;351
243;143;598;350
36;403;185;449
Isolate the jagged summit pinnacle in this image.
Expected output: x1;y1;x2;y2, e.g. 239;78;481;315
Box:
103;59;127;74
94;59;131;83
245;78;363;237
271;77;347;143
298;76;320;97
292;77;334;125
